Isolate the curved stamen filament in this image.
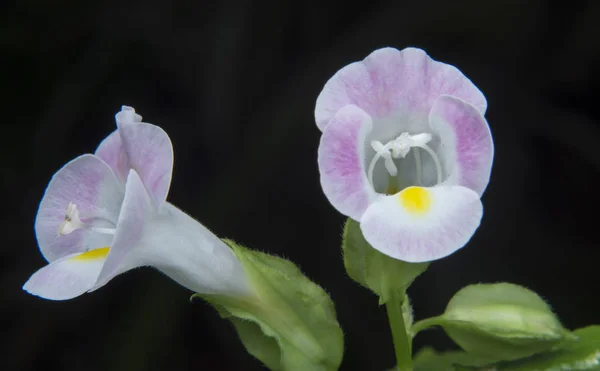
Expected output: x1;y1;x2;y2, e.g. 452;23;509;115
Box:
414;148;422;186
412;143;442;185
366;132;442;191
89;227;117;235
367;141;396;189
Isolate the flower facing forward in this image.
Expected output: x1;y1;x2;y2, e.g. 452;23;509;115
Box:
316;47;493;262
24;106;251;300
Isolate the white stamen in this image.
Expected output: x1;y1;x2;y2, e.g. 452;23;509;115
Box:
412;142;442;185
58;202;85;235
90;227;117;235
367;132;442;191
57;202;117;236
414;148;422;186
367;141;396;187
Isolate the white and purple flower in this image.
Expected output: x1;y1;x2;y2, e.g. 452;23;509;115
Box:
316;47;493;262
24;106;251;300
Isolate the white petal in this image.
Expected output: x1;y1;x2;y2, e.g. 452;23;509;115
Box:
93;170;251;296
23;248;109;300
360;185;483;262
135;203;252;296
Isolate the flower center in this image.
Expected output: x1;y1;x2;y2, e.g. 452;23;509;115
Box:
58;202;117;236
367;132;442;193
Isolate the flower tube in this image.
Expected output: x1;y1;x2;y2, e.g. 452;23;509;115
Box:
24;106;250;300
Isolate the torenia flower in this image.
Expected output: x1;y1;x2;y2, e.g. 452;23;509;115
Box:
24;106;250;300
316;47;493;262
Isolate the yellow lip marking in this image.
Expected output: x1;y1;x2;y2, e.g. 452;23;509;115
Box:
71;247;110;261
399;186;431;215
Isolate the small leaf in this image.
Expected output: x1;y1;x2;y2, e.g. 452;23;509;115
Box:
439;283;571;361
497;325;600;370
194;240;343;371
414;326;600;370
227;318;282;370
342;218;429;302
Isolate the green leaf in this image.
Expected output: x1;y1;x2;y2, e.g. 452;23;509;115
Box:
342;218;429;303
438;283;571;361
413;326;600;371
497;325;600;370
413;347;496;371
226;317;282;370
194;240;343;371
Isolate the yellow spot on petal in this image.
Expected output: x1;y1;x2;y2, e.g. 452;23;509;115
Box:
399;186;431;215
71;247;110;261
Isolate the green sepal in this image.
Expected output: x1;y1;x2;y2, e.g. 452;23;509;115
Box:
193;240;343;371
428;283;572;361
342;218;429;303
496;325;600;370
413;326;600;371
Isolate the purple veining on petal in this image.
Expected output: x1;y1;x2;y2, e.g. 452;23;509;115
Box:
318;105;377;220
430;95;493;196
35;154;123;262
98;106;174;203
315;47;487;131
95;130;129;184
116;121;174;204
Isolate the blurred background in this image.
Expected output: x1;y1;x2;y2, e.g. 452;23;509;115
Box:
2;1;600;370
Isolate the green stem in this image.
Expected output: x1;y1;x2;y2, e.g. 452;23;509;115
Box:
385;292;412;371
410;316;443;338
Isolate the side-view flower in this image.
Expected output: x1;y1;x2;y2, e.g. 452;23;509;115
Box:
316;47;494;262
23;106;344;371
24;106;251;300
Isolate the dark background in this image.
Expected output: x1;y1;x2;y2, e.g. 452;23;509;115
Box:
3;1;600;370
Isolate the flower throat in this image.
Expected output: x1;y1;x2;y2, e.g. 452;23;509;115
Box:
367;132;442;194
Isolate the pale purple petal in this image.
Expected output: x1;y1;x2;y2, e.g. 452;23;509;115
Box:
93;169;154;289
94;107;142;183
23;248;108;300
315;47;487;130
429;95;494;196
318;105;378;220
94;130;128;183
117;117;173;204
95;106;173;203
35;154;123;262
360;185;483;262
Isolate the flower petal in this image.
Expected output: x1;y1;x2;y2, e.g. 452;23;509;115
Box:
95;107;142;182
93;169;154;289
318;105;378;220
94;130;128;183
315;47;487;130
142;203;252;296
115;106;174;204
23;247;109;300
429;95;494;196
93;170;251;296
35;154;123;262
360;185;483;262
